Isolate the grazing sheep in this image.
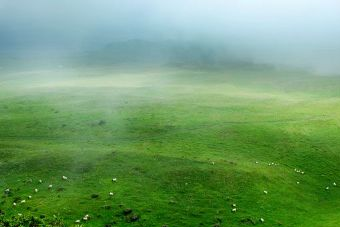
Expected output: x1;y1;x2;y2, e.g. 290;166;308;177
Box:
263;190;268;194
232;204;236;207
112;178;117;182
333;182;337;186
48;184;53;189
211;161;215;165
260;218;264;223
18;213;22;216
294;169;305;175
109;192;114;196
21;200;26;204
39;180;43;183
4;188;10;193
255;161;259;164
13;202;17;206
62;176;68;180
34;189;38;193
83;214;89;221
326;186;330;190
28;195;32;199
231;208;237;212
75;220;80;223
297;182;300;184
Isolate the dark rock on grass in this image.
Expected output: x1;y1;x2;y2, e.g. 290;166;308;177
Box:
13;197;21;203
40;214;46;219
91;194;100;199
105;224;112;227
123;208;133;215
98;120;106;126
57;187;65;192
215;217;222;223
129;215;139;222
240;217;256;225
4;191;13;197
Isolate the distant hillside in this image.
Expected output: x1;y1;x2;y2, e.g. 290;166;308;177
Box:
77;40;252;68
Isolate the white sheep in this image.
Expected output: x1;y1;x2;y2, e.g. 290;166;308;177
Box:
21;200;26;204
38;180;43;183
34;188;38;193
75;220;80;223
297;182;300;184
13;202;17;206
83;214;89;221
5;188;10;193
326;186;330;190
260;218;264;223
263;190;268;194
112;178;117;182
231;208;237;212
48;184;53;189
62;176;68;180
28;195;32;199
333;182;337;186
109;192;114;196
232;203;237;207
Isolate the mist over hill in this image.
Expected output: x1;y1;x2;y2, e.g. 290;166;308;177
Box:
76;40;260;69
1;0;340;73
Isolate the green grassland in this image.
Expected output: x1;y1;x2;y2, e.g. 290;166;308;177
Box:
1;66;340;226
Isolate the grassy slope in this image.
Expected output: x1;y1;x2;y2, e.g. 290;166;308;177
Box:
1;66;340;226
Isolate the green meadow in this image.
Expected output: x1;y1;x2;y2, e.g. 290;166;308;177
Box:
1;66;340;227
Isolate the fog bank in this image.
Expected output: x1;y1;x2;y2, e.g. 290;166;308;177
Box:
0;0;339;72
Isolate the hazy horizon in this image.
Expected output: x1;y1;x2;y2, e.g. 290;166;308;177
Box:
1;0;340;73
